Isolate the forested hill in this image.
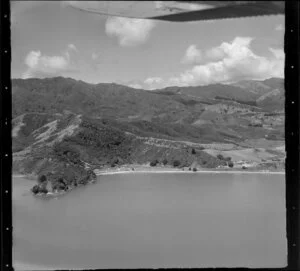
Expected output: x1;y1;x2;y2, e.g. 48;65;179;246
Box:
12;76;285;177
12;77;284;119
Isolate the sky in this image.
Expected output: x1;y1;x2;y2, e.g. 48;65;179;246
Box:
11;1;285;89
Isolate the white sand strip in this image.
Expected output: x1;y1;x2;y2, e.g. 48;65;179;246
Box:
96;170;285;176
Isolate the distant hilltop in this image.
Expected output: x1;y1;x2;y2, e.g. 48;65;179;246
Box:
12;76;284;118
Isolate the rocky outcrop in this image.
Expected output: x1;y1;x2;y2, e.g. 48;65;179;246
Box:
31;167;97;196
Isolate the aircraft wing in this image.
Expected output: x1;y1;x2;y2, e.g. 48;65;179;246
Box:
66;1;284;21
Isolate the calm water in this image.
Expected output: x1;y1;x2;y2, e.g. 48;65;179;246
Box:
13;172;287;269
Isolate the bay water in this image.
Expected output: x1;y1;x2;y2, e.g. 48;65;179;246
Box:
13;172;287;269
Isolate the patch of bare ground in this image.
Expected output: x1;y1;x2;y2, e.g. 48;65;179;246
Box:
125;131;241;151
12;114;26;138
32;115;82;146
240;138;285;149
203;148;275;162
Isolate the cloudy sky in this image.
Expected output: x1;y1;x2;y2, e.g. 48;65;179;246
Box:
11;1;284;89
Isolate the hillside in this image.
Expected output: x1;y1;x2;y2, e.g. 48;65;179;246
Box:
12;77;285;185
12;77;285;142
231;78;285;111
12;77;284;118
155;77;284;111
13;112;225;175
12;77;201;122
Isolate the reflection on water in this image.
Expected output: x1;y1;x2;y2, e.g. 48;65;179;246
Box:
13;173;287;269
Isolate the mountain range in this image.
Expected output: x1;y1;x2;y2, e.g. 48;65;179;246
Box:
12;76;285;179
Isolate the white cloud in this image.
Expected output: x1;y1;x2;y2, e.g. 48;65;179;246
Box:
154;1;164;9
105;17;156;47
205;47;226;61
267;47;285;78
65;44;78;60
126;77;167;90
182;45;202;64
269;47;284;59
128;83;143;89
143;77;165;90
22;45;78;79
171;37;284;86
67;44;78;52
131;37;284;89
144;77;163;85
275;24;284;31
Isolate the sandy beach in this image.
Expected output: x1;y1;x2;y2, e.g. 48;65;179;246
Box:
96;170;285;176
13;166;285;180
94;165;285;176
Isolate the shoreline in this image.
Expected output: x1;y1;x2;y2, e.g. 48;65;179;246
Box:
93;164;285;175
13;169;285;179
13;260;57;271
13;168;284;198
95;170;285;176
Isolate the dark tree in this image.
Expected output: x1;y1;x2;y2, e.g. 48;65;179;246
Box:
162;159;168;166
39;187;48;194
52;177;67;191
38;175;47;184
112;157;119;165
217;154;224;160
193;167;197;172
173;160;181;167
31;185;40;194
192;148;196;154
150;159;159;167
228;162;234;168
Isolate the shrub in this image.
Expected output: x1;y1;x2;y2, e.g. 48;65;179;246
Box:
39;187;48;194
217;154;224;160
150;159;159;167
53;142;82;165
57;177;66;185
224;157;232;161
228;162;234;168
31;185;40;194
242;166;247;169
38;175;47;184
193;167;197;172
189;167;191;171
173;160;181;167
52;181;66;191
191;148;196;154
162;159;168;166
111;157;119;165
